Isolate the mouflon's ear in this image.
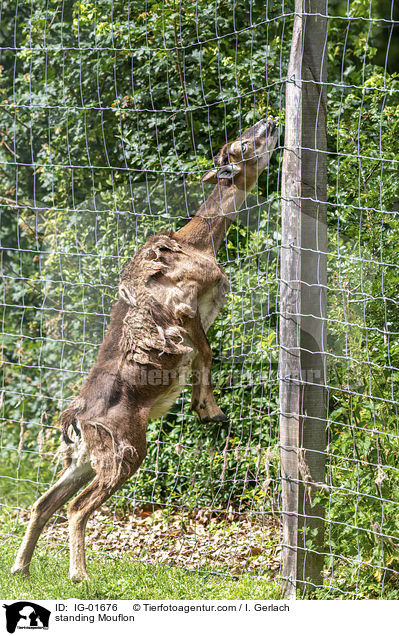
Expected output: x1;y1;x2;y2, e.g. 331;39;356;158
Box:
201;164;240;183
201;168;218;183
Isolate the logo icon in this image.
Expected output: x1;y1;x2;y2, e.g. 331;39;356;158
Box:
3;602;50;633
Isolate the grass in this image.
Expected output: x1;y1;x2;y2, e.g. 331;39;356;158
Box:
0;538;282;600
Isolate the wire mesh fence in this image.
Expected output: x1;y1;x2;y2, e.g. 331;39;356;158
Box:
0;0;398;599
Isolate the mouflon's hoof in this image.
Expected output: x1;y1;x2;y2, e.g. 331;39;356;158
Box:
69;570;90;584
200;411;229;424
11;564;30;577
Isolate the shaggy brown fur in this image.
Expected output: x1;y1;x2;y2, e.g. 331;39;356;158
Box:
11;118;279;582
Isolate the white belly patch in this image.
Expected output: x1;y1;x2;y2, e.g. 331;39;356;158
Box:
199;279;229;332
149;353;194;419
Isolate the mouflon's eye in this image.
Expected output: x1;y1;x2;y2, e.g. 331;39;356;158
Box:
241;142;247;153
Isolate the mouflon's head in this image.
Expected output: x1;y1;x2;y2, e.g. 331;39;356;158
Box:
202;119;279;191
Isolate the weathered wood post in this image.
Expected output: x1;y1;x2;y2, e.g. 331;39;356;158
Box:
279;0;327;598
279;0;303;600
298;0;328;591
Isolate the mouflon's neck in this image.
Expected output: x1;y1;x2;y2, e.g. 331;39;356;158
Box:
174;182;246;255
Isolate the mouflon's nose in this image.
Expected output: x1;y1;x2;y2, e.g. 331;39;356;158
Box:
253;118;279;137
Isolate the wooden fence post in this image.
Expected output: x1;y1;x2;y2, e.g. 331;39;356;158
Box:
279;0;303;601
279;0;327;598
298;0;328;591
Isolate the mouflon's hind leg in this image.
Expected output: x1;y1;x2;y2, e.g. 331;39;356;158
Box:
187;312;228;424
67;422;147;583
11;458;94;577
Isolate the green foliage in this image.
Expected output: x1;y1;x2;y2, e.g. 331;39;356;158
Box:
322;10;399;597
0;0;398;598
0;0;284;513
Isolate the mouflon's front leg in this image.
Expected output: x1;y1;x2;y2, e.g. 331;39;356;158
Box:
186;312;228;424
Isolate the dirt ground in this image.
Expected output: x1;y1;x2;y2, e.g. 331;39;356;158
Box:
37;505;281;577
